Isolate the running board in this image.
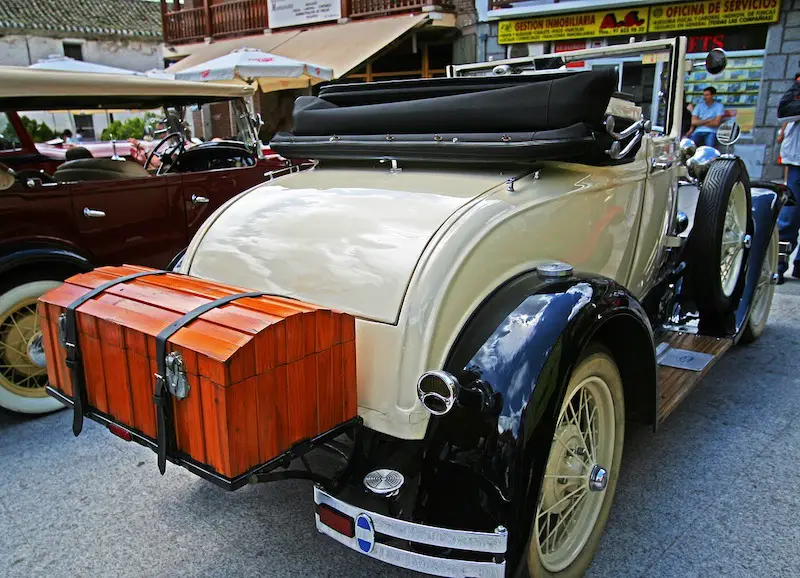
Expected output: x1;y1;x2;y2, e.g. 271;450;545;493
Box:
657;332;733;423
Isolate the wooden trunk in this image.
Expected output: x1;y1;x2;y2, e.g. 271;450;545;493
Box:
38;265;357;481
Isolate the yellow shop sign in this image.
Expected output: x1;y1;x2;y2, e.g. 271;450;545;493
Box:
649;0;781;32
499;0;781;44
498;8;649;45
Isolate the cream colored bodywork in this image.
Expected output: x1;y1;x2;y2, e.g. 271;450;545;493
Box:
183;139;673;439
0;66;253;104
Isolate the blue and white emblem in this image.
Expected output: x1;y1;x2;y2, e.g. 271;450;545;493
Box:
355;513;375;554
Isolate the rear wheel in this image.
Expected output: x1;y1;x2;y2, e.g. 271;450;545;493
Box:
0;278;65;414
525;346;625;577
740;224;779;343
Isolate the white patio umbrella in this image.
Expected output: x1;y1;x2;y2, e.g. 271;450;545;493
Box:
141;68;175;80
30;54;137;75
173;47;333;92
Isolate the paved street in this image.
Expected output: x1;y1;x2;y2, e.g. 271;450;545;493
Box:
2;285;800;578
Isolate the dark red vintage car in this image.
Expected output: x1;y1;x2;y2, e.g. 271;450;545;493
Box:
0;66;305;414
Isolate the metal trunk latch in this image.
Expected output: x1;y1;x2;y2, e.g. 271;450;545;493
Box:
164;351;190;400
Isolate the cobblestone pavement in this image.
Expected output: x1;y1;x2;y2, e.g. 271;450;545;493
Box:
2;286;799;578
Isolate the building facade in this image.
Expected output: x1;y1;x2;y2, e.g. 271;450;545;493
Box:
0;0;164;139
475;0;799;180
159;0;460;140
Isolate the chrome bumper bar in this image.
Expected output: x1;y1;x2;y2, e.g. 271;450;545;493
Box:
313;486;507;578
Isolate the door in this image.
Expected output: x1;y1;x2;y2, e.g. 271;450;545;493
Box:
626;135;679;297
70;173;187;268
180;164;268;240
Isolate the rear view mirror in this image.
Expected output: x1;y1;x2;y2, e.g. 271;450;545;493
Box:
0;164;16;191
705;48;727;75
716;119;742;147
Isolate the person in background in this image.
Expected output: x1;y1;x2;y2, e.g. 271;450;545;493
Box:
74;129;84;144
776;72;800;281
689;86;724;147
61;129;74;145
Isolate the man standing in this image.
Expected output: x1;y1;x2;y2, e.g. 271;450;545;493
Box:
687;86;725;147
776;72;800;280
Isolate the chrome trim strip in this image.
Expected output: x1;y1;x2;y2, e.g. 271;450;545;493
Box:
314;486;507;553
316;518;506;578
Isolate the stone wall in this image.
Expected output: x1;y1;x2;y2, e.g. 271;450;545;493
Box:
0;35;162;71
754;0;800;181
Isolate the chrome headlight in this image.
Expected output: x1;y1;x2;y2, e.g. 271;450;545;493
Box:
686;145;720;181
678;137;697;164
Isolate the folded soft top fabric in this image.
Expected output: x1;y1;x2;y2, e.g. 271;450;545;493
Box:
290;69;618;136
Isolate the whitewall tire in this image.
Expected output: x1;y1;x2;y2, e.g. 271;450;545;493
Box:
0;279;65;414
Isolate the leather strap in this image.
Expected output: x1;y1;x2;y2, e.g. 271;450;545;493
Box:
153;291;266;474
64;270;167;436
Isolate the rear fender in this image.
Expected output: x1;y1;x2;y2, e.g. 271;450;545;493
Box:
416;272;656;566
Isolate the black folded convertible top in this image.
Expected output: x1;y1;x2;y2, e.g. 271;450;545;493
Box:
271;69;621;164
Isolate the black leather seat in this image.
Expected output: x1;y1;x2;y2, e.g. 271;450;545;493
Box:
65;146;93;160
53;158;150;182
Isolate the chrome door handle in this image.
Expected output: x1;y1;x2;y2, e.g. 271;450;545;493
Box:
191;194;209;205
83;208;106;218
651;159;674;172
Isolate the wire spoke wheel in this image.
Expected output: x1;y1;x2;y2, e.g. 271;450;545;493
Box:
0;296;49;398
742;225;779;343
0;278;67;414
720;182;748;298
532;350;622;575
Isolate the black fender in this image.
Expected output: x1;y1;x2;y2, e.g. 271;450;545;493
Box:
415;271;656;569
166;247;188;272
0;246;93;284
733;181;789;338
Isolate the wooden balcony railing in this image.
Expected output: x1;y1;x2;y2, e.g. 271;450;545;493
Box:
349;0;450;18
164;6;206;44
210;0;268;38
161;0;453;45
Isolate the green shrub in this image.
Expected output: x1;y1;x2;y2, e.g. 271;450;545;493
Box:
101;113;158;141
2;116;57;143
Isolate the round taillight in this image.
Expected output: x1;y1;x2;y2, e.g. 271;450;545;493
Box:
417;370;459;416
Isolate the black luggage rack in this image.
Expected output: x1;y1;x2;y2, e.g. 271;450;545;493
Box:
47;385;362;492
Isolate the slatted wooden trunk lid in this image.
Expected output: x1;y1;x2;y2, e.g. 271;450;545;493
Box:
658;332;732;423
38;265;357;480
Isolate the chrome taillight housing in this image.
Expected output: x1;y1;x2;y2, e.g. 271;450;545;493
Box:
417;370;460;415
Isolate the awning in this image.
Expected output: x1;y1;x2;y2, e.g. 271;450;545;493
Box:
167;14;440;81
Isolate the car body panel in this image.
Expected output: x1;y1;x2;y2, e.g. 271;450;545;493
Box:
180;164;280;239
69;174;186;268
184;166;511;324
185;149;657;438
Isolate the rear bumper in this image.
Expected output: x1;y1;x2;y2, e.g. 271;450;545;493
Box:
313;486;508;578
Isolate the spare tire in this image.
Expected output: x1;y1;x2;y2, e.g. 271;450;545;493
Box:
689;158;752;320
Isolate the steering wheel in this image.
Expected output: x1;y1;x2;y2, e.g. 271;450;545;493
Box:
145;132;185;175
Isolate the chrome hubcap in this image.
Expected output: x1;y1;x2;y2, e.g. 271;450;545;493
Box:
588;465;608;492
26;334;47;368
720;182;748;298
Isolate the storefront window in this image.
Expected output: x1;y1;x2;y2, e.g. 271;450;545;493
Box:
685;50;763;137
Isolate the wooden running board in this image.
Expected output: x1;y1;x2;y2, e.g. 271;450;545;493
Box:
657;332;733;424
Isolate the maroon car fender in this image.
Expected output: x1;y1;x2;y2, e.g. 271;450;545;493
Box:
0;246;93;279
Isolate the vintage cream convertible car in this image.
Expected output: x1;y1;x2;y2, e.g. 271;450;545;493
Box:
43;38;787;577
